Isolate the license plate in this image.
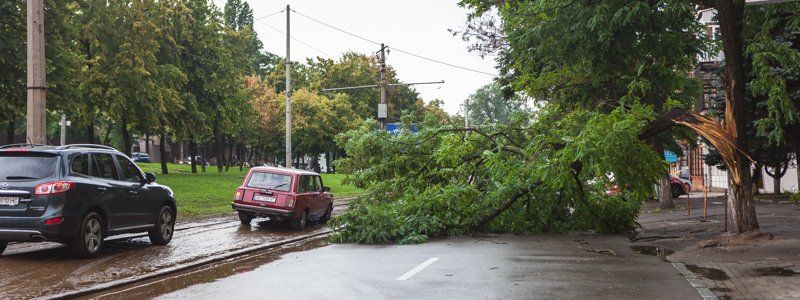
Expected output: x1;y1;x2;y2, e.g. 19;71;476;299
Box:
0;197;20;206
253;195;276;203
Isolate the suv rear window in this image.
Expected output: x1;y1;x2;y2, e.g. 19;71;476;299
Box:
0;153;58;180
247;172;292;192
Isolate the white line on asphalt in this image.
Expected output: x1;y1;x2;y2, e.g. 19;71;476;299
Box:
396;258;439;281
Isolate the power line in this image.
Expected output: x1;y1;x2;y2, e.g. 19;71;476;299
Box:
388;47;498;77
255;19;335;59
290;8;498;77
254;9;285;21
290;9;381;46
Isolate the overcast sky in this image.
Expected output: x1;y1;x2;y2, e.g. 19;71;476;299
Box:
212;0;498;114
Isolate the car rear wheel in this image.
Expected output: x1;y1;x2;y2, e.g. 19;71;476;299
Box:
320;204;333;224
238;211;253;225
0;241;7;255
291;210;308;230
69;212;104;258
149;206;175;245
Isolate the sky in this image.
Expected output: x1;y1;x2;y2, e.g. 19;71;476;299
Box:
212;0;499;115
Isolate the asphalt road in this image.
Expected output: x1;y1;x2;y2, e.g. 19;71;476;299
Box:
0;215;336;299
158;234;702;299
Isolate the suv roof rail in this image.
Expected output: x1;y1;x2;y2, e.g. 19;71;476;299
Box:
57;144;118;151
0;143;47;149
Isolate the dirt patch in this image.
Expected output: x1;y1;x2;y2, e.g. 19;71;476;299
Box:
685;264;729;281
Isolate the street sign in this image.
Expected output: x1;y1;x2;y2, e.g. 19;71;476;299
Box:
387;123;419;134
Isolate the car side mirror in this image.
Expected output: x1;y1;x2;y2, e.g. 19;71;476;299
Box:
145;172;157;183
322;186;331;193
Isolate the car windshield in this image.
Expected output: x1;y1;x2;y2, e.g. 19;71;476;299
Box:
247;172;292;192
0;153;58;180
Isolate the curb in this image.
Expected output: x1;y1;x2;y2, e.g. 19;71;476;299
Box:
671;262;718;300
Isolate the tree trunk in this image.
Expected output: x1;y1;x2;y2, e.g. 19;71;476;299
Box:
145;132;150;155
717;0;758;234
213;116;224;173
159;129;168;175
326;152;333;173
226;142;235;172
102;123;113;145
86;116;95;144
121;116;132;156
201;145;208;173
312;155;321;173
651;139;674;209
6;116;15;145
189;140;198;174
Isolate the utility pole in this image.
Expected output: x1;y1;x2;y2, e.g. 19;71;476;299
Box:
27;0;47;145
464;98;470;128
378;43;388;130
285;5;292;168
59;114;67;146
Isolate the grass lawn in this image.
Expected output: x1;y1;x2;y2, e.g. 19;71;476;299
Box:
137;163;362;218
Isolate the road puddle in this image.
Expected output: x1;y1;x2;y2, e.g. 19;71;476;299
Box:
684;264;729;280
629;245;674;262
79;239;328;300
752;266;798;277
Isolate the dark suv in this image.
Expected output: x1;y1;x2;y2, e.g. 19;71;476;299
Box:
0;144;177;258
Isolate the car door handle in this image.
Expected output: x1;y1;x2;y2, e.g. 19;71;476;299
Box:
129;190;139;195
97;187;107;192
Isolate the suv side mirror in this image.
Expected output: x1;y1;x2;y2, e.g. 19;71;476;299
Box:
145;172;157;183
322;186;331;193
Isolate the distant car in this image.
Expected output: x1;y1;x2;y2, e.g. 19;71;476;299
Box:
605;176;688;199
0;144;176;258
131;152;151;163
670;176;689;198
678;169;692;192
180;156;208;165
232;167;333;230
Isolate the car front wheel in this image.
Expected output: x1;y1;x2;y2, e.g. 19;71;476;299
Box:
149;206;175;245
671;185;684;198
69;212;104;258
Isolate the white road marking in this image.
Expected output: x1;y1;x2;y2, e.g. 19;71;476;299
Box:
396;258;439;281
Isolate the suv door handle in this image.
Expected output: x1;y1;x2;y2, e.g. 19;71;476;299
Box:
128;190;139;195
97;187;107;192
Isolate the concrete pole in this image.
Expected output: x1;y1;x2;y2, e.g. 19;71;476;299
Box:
27;0;47;145
60;114;66;146
379;44;388;130
285;5;292;168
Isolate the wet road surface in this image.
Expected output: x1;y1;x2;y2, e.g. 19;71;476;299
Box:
158;234;702;299
0;205;344;300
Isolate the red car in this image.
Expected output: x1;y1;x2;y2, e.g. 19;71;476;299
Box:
605;177;688;198
232;167;333;230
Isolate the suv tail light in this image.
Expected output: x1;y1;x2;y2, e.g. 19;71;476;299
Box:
35;181;74;195
234;188;244;201
285;195;295;208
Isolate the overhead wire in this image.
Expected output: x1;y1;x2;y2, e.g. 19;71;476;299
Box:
290;8;498;77
254;9;286;21
254;19;336;59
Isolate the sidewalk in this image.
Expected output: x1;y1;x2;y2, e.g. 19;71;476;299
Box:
635;192;800;299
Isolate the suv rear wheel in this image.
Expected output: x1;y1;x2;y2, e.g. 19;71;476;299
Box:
238;211;253;225
291;210;308;230
69;212;104;258
0;241;7;255
149;206;175;245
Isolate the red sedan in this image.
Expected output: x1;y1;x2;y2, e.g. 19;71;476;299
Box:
232;167;333;230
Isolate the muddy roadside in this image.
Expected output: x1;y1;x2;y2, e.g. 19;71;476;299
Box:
633;192;800;299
